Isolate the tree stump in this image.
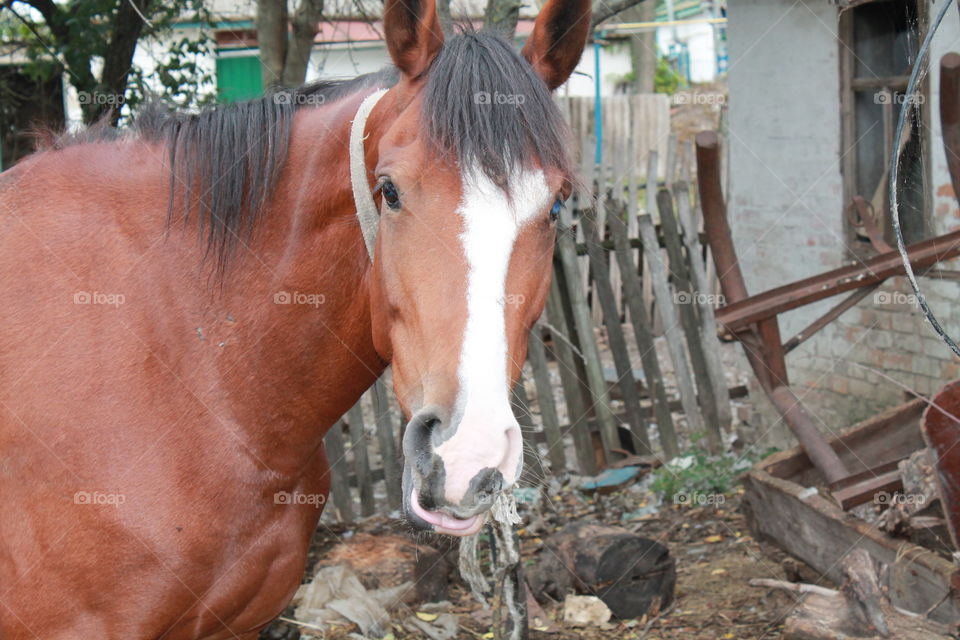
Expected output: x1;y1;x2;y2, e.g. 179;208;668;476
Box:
316;533;452;604
528;522;675;619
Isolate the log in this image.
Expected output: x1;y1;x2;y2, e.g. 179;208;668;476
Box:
528;522;675;619
754;549;952;639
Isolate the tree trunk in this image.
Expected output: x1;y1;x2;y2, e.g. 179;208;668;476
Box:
626;1;657;94
436;0;454;37
92;0;153;125
282;0;324;87
256;0;288;89
484;0;522;39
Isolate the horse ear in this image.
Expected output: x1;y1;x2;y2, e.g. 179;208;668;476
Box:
384;0;445;79
521;0;592;90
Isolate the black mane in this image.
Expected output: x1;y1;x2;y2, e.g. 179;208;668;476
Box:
422;31;573;190
45;30;573;271
144;68;399;271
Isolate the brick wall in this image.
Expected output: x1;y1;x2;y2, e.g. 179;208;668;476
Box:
726;0;960;448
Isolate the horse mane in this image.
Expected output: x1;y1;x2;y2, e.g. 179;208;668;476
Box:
422;30;573;191
146;68;400;272
34;30;573;272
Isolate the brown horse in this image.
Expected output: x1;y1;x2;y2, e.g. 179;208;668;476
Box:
0;0;590;637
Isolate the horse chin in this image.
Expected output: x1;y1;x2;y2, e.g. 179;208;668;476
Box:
401;466;485;537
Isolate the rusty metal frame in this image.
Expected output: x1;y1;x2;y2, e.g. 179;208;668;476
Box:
692;51;960;485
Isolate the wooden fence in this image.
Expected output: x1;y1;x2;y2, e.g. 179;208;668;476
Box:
321;102;738;523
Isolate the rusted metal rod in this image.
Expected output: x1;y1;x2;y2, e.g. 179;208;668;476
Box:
769;386;848;484
696;130;849;483
782;284;880;354
695;131;789;388
714;229;960;333
695;131;749;304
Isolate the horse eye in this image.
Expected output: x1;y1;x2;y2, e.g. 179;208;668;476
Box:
549;198;564;222
381;180;401;210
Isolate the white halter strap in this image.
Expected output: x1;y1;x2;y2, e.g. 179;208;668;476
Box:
349;88;389;260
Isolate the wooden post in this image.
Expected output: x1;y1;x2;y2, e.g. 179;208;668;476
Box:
346;400;375;517
323;421;355;523
527;328;567;471
582;208;652;455
371;377;403;511
608;208;680;459
637;213;706;439
674;182;733;434
656;189;722;452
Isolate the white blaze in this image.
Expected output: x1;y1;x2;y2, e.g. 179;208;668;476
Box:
434;168;550;504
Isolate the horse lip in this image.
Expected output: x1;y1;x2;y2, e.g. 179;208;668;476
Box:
409;487;483;536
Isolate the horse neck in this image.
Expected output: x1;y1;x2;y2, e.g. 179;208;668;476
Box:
208;97;388;445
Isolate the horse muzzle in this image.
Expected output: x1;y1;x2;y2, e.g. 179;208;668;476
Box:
400;406;521;536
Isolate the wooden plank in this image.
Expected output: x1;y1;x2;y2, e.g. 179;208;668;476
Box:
323;421;355;523
764;398;927;489
645;150;661;337
656;187;721;452
545;274;597;475
527;328;567;471
637;213;706;439
657;191;726;452
556;211;622;466
371;377;403;511
674;182;732;433
608;206;680;459
744;457;959;622
830;469;903;510
582;208;652;455
665;133;677;189
346;400;375;517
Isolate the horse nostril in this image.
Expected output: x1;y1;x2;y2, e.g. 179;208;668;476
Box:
402;408;446;482
469;468;503;506
405;410;442;449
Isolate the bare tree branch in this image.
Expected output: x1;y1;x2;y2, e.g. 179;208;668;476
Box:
591;0;652;28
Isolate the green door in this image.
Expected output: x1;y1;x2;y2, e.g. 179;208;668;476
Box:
216;55;263;102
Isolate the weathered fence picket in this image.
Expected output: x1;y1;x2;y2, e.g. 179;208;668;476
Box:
582;208;652;455
372;378;403;511
346;400;375;517
527;330;567;471
323;421;354;522
674;183;733;434
657;189;722;452
637;213;707;438
555;213;621;465
608;208;680;459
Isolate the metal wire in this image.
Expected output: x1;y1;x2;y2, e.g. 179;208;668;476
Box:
888;0;960;359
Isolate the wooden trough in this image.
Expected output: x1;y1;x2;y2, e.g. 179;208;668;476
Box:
742;397;960;624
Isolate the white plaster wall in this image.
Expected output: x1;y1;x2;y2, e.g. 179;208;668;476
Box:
658;21;721;83
726;0;846;442
727;0;844;337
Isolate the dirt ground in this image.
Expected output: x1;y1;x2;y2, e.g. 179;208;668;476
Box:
262;478;812;640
